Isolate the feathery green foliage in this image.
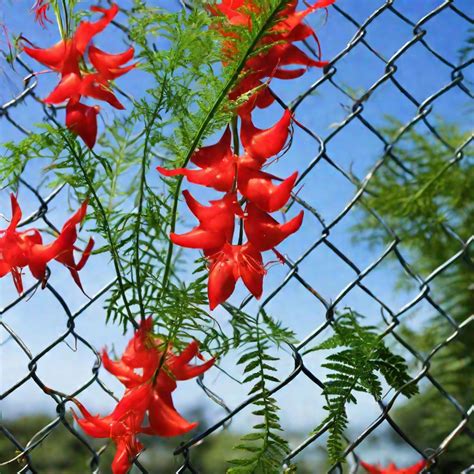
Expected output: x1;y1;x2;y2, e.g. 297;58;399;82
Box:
227;308;294;473
353;117;474;471
307;310;417;464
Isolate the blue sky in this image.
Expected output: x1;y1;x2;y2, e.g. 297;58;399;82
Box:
1;0;472;468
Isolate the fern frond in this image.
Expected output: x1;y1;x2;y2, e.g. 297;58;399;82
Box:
310;309;418;464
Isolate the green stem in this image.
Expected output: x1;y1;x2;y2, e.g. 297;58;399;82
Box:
231;115;245;245
255;316;271;464
52;2;66;39
133;98;164;322
232;115;240;156
66;138;138;329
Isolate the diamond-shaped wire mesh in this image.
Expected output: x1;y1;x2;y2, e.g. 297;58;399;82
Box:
1;0;473;473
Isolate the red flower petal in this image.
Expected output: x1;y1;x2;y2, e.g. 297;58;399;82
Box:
158;127;236;192
238;166;298;212
240;109;292;163
23;40;70;72
244;202;303;251
88;45;136;80
207;245;238;310
170;191;240;250
74;4;119;55
43;73;82;104
80;74;124;109
170;341;216;380
144;391;198;437
207;243;265;307
7;194;22;231
238;243;264;299
65;100;99;148
101;350;145;388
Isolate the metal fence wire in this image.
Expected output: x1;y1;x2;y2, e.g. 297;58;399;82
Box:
1;0;473;473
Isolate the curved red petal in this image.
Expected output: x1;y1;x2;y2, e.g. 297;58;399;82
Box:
80;75;124;109
8;194;22;231
23;40;68;71
89;45;136;80
191;127;232;168
63;199;89;230
173;357;215;381
66;101;99;149
101;350;144;388
238;244;264;299
273;68;307;79
74;4;119;55
238;167;298;212
244;203;303;251
208;251;237;309
240;109;292;162
43;73;82;104
146;392;198;437
111;441;134;474
170;229;226;250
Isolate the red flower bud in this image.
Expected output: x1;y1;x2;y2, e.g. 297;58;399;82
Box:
65;101;100;149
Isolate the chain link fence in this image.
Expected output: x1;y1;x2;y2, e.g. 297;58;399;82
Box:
1;0;473;472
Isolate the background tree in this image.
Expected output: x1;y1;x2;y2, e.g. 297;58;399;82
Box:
352;116;473;472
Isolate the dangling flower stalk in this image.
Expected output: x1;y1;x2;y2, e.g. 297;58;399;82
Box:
159;0;334;309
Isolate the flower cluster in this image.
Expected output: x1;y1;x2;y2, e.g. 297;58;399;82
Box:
159;0;333;309
211;0;334;113
24;4;135;148
0;194;93;294
73;318;215;474
158;111;303;309
361;460;427;474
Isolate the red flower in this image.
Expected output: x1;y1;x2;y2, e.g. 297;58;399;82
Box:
237;165;298;213
207;242;265;309
24;5;120;78
158;127;236;192
72;384;150;474
170;190;242;250
361;460;427;474
75;320;215;473
0;194;93;294
100;317;215;437
240;109;292;165
32;0;52;28
23;4;135;148
244;202;303;251
48;198;95;291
